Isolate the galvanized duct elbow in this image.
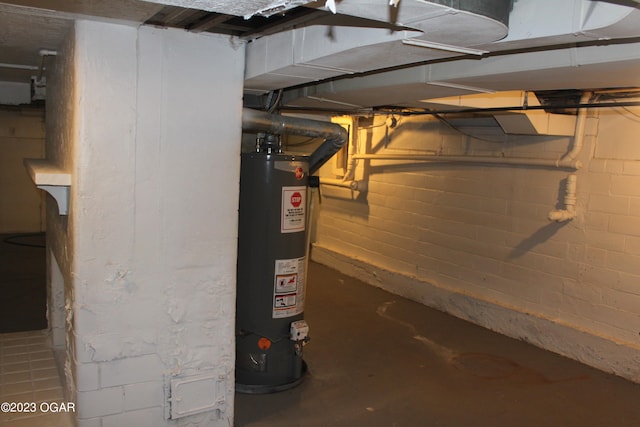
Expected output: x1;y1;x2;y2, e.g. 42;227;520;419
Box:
242;108;348;175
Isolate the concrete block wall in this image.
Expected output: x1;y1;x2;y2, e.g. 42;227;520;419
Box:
0;108;46;233
45;19;244;426
45;21;77;405
312;106;640;383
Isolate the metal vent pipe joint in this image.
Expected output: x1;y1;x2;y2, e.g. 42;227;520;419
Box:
242;108;348;174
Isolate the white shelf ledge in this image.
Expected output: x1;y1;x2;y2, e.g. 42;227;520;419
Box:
24;159;71;215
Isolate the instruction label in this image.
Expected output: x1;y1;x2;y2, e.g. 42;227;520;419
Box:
273;257;306;318
281;186;306;233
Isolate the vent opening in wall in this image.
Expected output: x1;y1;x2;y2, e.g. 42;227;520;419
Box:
166;373;227;420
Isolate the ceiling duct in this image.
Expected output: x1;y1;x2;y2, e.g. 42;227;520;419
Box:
279;0;640;111
244;0;511;93
303;0;510;33
139;0;316;18
409;91;579;136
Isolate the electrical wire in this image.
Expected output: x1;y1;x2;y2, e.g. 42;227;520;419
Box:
267;89;283;113
433;113;509;144
600;93;640;122
620;105;640;120
376;97;640;116
359;115;396;129
610;106;640;123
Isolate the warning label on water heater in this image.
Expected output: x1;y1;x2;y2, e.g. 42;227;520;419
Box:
281;186;306;233
273;257;306;318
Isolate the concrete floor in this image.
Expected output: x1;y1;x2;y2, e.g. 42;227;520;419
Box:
0;331;73;427
0;234;72;427
3;233;640;426
235;261;640;427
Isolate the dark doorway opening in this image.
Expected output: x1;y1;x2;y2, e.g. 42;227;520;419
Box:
0;233;47;333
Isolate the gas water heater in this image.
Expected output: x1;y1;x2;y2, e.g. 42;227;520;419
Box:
236;134;311;394
236;109;347;394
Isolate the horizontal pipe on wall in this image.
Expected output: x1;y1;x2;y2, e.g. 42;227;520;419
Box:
320;178;367;192
0;62;38;70
320;178;353;188
351;153;582;170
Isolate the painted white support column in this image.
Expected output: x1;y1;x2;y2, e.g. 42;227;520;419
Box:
45;19;245;427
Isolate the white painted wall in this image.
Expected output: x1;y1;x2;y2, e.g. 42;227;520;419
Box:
0;108;45;233
312;105;640;383
45;20;244;426
45;20;77;407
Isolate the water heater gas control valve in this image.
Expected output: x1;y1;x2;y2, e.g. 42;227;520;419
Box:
290;320;310;342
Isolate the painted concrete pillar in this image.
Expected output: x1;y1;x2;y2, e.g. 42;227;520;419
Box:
46;19;245;426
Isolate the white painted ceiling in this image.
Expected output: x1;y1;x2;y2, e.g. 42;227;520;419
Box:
1;0;640;109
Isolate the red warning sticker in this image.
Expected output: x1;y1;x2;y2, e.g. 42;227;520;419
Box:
273;257;306;319
275;273;297;293
281;186;306;233
290;192;302;207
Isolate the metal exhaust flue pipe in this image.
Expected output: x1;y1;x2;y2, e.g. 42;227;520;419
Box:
242;108;348;175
